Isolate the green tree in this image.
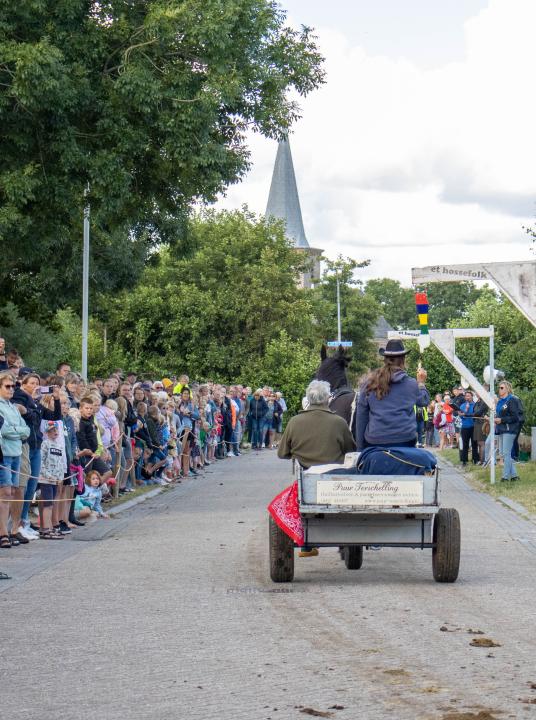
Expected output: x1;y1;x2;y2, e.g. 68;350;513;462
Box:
364;278;485;331
426;282;485;329
106;209;316;379
252;329;317;415
0;303;69;370
405;343;460;397
0;303;126;373
0;0;324;315
453;291;536;391
310;255;378;376
364;278;415;330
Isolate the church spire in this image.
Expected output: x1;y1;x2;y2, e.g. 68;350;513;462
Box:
265;137;309;249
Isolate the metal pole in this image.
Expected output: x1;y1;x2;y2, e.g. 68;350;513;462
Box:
336;274;341;343
82;185;90;381
489;325;495;485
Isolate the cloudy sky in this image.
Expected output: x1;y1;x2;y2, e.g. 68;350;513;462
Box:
218;0;536;285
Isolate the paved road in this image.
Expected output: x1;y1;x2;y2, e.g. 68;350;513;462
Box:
2;451;536;720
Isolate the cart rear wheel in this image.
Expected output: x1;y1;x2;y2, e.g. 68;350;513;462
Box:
269;517;294;583
433;508;460;583
343;546;363;570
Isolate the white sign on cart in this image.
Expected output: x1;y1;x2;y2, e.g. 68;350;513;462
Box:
316;479;424;506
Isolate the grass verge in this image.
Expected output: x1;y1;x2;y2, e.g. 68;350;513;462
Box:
437;448;536;514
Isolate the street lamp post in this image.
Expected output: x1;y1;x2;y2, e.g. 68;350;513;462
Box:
336;273;341;343
489;325;496;485
81;185;90;381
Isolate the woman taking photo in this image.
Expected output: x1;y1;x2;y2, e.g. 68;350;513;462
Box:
356;340;430;450
495;380;523;481
13;373;62;533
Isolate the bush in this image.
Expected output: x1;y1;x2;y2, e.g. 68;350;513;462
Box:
251;330;318;417
0;302;69;371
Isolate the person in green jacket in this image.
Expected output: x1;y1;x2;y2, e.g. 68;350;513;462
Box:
278;380;356;558
0;372;30;548
278;380;355;470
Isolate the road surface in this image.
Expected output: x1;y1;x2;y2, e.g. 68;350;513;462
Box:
2;451;536;720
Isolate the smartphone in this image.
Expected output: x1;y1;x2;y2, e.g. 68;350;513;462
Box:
39;386;53;394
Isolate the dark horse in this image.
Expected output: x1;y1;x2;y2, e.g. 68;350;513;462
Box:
314;345;357;436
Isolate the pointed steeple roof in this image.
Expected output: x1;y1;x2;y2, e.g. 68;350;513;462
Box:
265;138;309;249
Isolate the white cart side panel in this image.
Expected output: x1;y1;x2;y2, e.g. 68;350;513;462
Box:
300;472;438;507
304;515;434;545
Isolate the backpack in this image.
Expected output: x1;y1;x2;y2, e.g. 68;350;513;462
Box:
513;395;525;427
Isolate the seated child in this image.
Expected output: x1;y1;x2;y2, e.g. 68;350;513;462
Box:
74;469;109;519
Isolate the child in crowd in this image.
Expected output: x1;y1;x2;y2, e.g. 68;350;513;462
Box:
214;408;224;458
140;446;167;484
441;394;456;449
75;469;109;519
76;397;113;484
39;421;67;539
425;402;436;447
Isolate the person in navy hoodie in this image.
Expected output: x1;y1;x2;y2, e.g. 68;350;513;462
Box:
495;380;523;482
356;340;429;450
458;390;479;465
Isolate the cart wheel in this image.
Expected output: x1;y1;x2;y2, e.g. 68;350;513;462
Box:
269;517;294;583
343;546;363;570
432;508;460;583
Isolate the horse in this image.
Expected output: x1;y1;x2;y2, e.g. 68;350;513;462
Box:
314;344;357;435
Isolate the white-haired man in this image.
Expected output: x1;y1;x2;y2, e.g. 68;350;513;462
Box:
278;380;355;470
277;380;356;558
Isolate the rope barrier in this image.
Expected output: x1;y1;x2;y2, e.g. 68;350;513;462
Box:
0;403;254;507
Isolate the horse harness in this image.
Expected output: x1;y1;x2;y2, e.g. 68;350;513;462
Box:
329;387;358;430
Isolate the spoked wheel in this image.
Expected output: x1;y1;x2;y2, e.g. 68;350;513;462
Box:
269;516;294;583
432;508;461;583
343;546;363;570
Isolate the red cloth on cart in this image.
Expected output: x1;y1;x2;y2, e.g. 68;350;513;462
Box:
267;480;304;545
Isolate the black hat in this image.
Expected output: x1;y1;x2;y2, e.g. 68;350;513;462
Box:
379;339;410;357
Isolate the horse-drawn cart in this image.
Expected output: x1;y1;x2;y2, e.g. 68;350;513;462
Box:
269;456;460;584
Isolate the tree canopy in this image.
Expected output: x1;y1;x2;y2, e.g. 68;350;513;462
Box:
0;0;324;315
106;209;318;378
364;278;485;330
310;255;379;377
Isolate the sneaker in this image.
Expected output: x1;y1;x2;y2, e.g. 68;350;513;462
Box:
369;545;382;551
56;523;72;535
190;468;198;476
69;519;85;527
17;526;38;541
227;452;234;457
204;461;211;466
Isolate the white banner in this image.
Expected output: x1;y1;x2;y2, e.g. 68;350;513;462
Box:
412;260;536;328
412;264;488;284
316;479;424;506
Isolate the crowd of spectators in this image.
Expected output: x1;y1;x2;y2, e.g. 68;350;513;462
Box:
424;382;524;481
0;341;287;554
